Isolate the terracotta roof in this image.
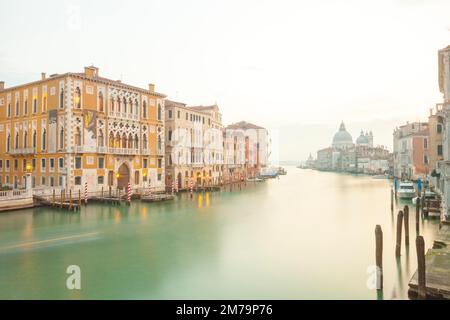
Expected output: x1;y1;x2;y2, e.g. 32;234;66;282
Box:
70;73;166;98
226;121;265;130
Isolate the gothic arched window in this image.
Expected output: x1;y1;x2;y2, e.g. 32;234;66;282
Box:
98;91;104;112
75;87;81;108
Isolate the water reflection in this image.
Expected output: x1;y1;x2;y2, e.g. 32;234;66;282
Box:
0;168;441;299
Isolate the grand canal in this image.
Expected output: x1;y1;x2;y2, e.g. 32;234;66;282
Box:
0;168;440;299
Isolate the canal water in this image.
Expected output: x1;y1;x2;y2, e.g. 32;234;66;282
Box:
0;167;440;299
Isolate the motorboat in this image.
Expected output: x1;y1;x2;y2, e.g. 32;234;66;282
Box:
247;177;264;182
260;168;278;179
397;181;416;199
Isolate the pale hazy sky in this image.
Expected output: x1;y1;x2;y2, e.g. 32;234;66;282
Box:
1;0;450;160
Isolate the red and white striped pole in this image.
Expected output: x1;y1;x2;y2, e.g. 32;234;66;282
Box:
84;182;88;206
171;180;175;195
127;182;131;204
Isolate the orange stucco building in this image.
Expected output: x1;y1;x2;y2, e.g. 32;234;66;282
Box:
0;66;166;193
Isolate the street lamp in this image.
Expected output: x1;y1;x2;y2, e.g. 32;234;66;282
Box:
25;162;32;190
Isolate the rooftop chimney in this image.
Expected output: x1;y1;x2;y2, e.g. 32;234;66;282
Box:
84;66;98;78
41;72;46;80
0;81;4;91
149;83;155;92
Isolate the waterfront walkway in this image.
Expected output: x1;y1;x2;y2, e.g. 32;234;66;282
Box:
408;223;450;299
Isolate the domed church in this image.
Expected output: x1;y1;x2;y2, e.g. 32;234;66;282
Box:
332;121;354;149
356;130;373;148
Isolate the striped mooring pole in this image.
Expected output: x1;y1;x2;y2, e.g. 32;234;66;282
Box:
127;182;131;204
189;180;193;197
171;180;175;194
84;182;88;206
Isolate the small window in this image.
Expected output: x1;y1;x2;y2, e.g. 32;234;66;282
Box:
438;145;443;156
423;138;428;149
157;173;162;181
168;110;172;119
75;157;82;169
177;110;180;119
50;176;54;187
50;158;55;169
0;160;2;169
158;159;162;168
59;158;64;168
41;176;46;186
143;159;148;168
437;124;443;134
41;158;46;170
98;176;104;184
98;157;104;169
75;176;81;185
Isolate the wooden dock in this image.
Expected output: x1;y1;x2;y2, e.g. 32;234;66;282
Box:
33;195;80;212
92;196;121;205
141;193;174;202
408;224;450;299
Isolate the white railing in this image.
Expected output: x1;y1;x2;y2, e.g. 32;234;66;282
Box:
110;111;140;121
0;189;32;201
9;147;36;155
33;187;64;197
97;146;107;153
73;145;84;153
108;147;139;155
142;148;150;155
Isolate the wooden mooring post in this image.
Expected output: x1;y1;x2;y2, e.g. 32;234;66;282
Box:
416;197;420;234
395;210;404;257
52;189;56;207
60;189;63;208
416;235;426;299
109;185;112;198
404;205;410;246
375;225;383;290
101;186;104;198
78;189;81;208
69;189;73;210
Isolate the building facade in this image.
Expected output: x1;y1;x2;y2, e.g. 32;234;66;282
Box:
393;122;429;180
225;121;269;180
0;66;166;193
428;104;444;172
164;100;224;189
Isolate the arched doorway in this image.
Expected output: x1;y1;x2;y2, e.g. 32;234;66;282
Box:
117;163;130;189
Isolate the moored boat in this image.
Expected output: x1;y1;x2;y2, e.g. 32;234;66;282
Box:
397;181;416;199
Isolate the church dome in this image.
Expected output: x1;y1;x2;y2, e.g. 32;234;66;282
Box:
356;130;369;145
332;121;353;149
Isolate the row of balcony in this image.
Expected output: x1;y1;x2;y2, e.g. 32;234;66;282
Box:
72;146;163;155
8;147;36;155
109;111;140;121
4;146;164;156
